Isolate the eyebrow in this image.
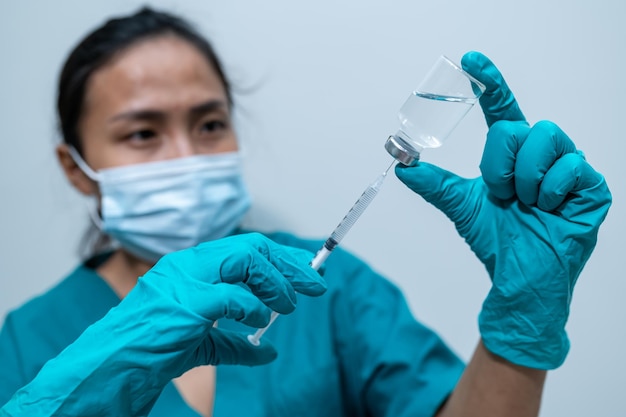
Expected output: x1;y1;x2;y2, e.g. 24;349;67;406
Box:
108;99;229;123
190;100;229;119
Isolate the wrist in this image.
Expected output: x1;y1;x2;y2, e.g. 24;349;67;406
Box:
479;283;569;370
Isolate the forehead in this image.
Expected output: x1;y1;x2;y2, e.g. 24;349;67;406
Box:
82;35;228;114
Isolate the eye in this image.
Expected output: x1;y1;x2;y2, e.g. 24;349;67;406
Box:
126;129;157;141
200;120;227;133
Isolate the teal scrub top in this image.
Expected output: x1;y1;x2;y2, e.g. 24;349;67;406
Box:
0;232;464;417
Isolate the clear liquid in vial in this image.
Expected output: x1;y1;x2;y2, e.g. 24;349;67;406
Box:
397;91;476;151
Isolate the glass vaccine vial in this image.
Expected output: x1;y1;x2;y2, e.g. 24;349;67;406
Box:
385;55;486;165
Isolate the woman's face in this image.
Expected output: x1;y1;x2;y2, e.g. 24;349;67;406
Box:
70;35;237;174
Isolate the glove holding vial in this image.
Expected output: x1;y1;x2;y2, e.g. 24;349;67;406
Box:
394;51;612;369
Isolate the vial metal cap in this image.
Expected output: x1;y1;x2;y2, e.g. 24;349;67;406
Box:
384;135;420;166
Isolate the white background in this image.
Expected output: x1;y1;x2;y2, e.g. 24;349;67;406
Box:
1;1;624;416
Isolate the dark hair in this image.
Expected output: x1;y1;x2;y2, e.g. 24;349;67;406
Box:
57;6;232;154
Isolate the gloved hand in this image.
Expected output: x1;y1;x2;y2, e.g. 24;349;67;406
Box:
1;233;326;417
395;51;612;369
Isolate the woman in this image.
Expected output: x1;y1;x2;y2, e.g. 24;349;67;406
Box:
0;7;611;417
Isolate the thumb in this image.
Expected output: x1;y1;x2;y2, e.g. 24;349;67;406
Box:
461;51;526;128
395;162;477;226
194;328;278;367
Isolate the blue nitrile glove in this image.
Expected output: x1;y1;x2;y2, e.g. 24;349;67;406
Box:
1;233;326;417
395;51;612;369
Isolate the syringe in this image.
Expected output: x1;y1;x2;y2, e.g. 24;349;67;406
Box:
247;159;396;346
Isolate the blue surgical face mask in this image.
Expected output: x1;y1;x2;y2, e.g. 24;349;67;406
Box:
69;148;251;262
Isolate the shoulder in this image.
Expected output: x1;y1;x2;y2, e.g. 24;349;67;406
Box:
6;268;81;329
5;264;112;331
1;263;119;383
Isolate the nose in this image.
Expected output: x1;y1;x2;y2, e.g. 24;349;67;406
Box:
168;133;197;159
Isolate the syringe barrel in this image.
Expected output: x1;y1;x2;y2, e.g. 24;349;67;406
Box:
330;181;382;244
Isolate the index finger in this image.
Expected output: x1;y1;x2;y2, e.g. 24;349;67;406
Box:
480;120;531;200
215;233;327;311
158;233;327;314
461;51;527;127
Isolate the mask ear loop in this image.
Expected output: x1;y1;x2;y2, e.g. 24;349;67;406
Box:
67;147;100;180
67;147;104;230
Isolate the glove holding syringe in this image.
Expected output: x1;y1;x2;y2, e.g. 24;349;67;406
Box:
247;55;486;346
